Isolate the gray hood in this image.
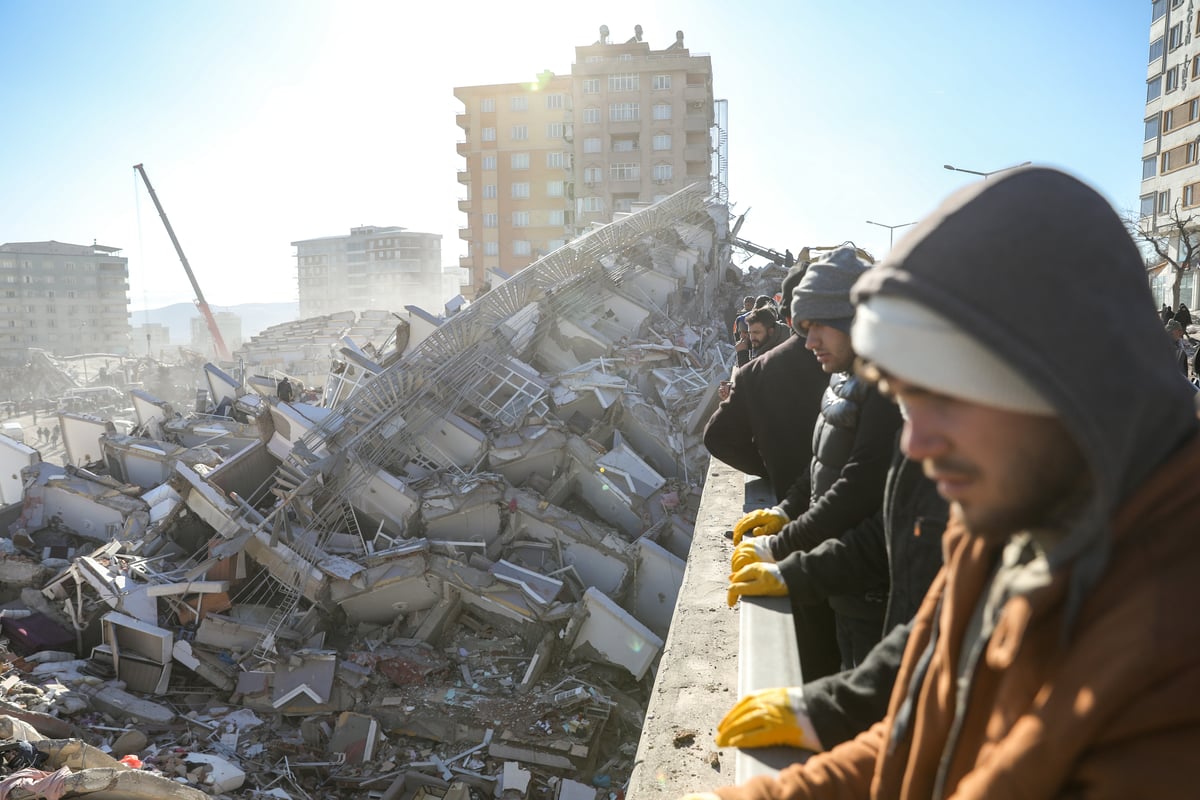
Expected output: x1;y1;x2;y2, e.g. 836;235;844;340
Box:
851;166;1198;630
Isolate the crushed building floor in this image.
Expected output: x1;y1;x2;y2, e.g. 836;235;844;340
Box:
0;185;741;799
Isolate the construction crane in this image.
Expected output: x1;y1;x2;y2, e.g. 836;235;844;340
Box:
729;213;874;268
133;163;231;362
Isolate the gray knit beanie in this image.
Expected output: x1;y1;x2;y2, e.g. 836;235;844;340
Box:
790;246;871;331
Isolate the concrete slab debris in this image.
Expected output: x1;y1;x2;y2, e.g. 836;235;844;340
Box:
0;183;735;799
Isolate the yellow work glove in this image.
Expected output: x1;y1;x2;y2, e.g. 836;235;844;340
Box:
732;507;788;544
727;562;787;607
715;687;811;749
731;536;776;572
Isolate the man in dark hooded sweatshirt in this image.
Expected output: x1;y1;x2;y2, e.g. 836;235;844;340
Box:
704;265;827;504
682;167;1200;799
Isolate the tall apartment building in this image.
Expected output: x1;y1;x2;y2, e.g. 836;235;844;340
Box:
293;226;443;318
1142;0;1200;307
0;241;131;362
455;26;715;294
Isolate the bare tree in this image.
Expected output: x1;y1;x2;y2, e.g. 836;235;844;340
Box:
1127;203;1200;308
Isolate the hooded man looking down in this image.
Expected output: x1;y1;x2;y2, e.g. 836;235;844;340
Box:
685;167;1200;799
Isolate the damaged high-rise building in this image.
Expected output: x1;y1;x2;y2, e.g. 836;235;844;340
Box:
0;184;741;799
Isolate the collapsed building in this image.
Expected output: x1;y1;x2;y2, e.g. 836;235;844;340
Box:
0;185;738;799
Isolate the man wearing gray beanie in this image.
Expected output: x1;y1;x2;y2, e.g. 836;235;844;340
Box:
731;245;902;673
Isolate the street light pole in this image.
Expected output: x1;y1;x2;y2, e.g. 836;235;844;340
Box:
943;161;1032;179
865;219;918;249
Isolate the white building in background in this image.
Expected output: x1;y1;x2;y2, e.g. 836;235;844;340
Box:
191;311;242;357
0;240;131;362
131;322;171;357
294;226;444;318
1141;0;1200;307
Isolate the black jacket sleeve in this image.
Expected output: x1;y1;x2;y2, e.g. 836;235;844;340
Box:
777;512;889;607
702;371;767;478
769;388;902;559
802;621;911;749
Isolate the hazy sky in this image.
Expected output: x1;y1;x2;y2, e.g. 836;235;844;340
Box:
0;0;1148;314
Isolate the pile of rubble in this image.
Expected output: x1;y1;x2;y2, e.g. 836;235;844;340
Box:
0;185;736;798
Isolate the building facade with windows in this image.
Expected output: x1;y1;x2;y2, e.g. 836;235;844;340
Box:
293;226;443;318
1141;0;1200;307
0;241;131;362
455;26;715;294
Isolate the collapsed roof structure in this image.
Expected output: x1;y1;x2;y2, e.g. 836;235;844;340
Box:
0;185;739;798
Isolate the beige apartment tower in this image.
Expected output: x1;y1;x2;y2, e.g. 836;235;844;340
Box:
456;26;715;294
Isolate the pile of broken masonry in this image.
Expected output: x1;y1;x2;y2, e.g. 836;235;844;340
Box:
0;185;740;799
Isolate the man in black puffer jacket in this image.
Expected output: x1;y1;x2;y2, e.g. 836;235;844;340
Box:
731;247;902;676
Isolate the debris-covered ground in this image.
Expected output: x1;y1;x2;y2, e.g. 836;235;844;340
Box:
0;185;743;799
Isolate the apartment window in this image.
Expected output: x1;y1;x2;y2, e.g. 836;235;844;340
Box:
513;240;531;256
1162;140;1197;172
483;184;497;199
511;95;528;112
1160;189;1172;214
619;53;633;62
1193;54;1200;79
609;73;639;91
583;166;603;185
583;78;600;94
612;138;637;152
611;162;639;181
481;155;496;172
546;181;564;197
1166;66;1180;93
1148;77;1162;102
511;182;530;199
1144;155;1158;180
583;137;602;153
653;74;672;90
546;94;564;109
480;98;495;112
511;125;528;140
653;103;673;120
511;152;530;169
1141;193;1157;217
1170;22;1184;51
482;127;496;141
547;122;564;138
512;211;530;227
548;238;566;250
1185;183;1199;208
581;197;604;212
548;210;565;225
653;164;673;181
484;213;498;228
1152;0;1167;21
586;56;603;64
609;102;640;122
547;151;565;168
583;107;600;124
484;242;499;256
652;133;672;150
1150;36;1165;63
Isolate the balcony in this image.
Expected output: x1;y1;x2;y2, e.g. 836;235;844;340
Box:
684;84;709;103
684;144;710;163
456;113;469;129
457;170;470;184
457;140;469;156
684;117;711;133
458;227;471;241
458;198;471;212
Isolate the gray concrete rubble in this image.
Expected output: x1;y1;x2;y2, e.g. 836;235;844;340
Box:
0;185;736;797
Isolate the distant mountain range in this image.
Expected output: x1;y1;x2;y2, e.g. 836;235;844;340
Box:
129;301;299;344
